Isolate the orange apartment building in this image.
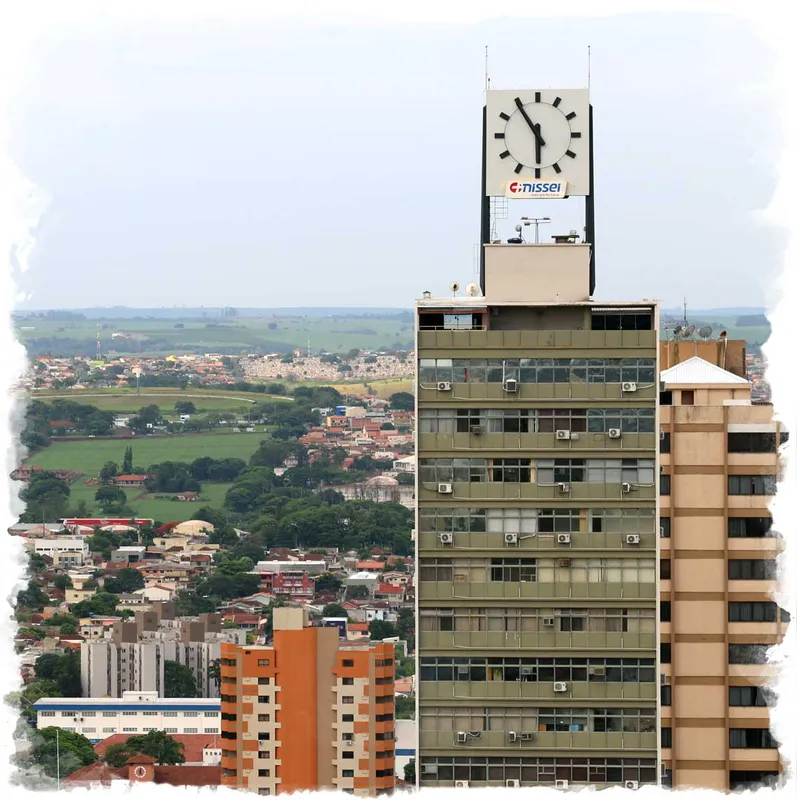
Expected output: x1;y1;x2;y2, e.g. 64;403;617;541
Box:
219;607;396;796
658;354;787;791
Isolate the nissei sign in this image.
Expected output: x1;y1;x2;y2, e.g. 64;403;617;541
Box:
505;180;568;199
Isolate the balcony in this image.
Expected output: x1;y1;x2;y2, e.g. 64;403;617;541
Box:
417;531;658;554
417;581;657;602
417;481;657;504
418;680;657;702
418;432;657;454
418;729;657;753
418;631;656;652
417;329;657;353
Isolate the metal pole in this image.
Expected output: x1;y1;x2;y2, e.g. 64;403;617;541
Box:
56;727;60;791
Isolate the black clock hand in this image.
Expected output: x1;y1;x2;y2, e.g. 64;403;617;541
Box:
514;97;545;163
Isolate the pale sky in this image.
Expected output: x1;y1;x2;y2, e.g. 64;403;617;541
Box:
12;11;780;310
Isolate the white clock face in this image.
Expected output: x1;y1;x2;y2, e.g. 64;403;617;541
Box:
134;766;147;778
485;89;590;197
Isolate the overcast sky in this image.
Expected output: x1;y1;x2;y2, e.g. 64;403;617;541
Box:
11;11;781;310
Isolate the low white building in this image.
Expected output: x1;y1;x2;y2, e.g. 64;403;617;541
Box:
33;691;221;744
253;559;327;576
32;538;89;567
395;719;416;779
393;455;416;474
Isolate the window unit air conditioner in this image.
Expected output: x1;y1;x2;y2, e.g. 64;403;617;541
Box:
520;666;536;677
503;378;518;393
542;617;555;627
625;781;639;790
556;533;571;545
437;381;452;392
504;532;519;546
589;666;606;677
555;779;569;789
555;430;571;440
456;731;468;744
506;780;521;788
626;534;641;545
608;428;622;439
660;673;670;685
622;382;638;392
455;781;469;789
622;482;633;493
554;681;568;693
439;532;453;545
557;558;571;567
520;733;534;741
508;731;518;743
659;526;666;538
470;425;484;435
659;429;666;440
438;483;453;494
557;483;571;493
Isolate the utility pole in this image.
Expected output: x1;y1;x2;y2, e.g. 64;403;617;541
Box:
56;727;60;791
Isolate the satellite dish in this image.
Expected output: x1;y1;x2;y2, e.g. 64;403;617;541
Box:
449;281;460;294
698;325;713;339
465;282;481;298
672;325;683;339
684;324;696;337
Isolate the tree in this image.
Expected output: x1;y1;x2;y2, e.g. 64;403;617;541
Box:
368;619;398;641
53;648;82;697
109;730;186;766
95;485;127;511
99;461;119;484
404;759;416;784
28;552;47;574
122;446;133;474
322;603;348;619
208;659;221;692
315;573;343;594
60;623;78;635
19;473;71;523
345;585;369;601
396;472;414;486
395;694;415;720
103;567;145;594
53;574;73;591
33;653;62;682
25;727;97;779
389;391;414;411
16;579;49;611
174;400;196;415
164;660;197;698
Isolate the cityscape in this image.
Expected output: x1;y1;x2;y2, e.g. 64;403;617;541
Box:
5;59;789;800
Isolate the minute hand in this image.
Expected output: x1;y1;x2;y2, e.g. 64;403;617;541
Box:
513;99;545;164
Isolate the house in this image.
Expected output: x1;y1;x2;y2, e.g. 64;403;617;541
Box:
110;545;147;563
113;474;149;488
373;583;405;602
133;584;175;603
176;491;200;502
94;734;222;766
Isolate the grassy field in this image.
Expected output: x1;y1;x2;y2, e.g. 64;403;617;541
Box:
25;431;267;475
33;387;289;413
327;377;414;399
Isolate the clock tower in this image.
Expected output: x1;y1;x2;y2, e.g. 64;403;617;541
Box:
479;87;595;295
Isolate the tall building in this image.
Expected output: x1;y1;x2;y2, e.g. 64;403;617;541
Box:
659;355;787;790
219;607;396;796
415;86;661;789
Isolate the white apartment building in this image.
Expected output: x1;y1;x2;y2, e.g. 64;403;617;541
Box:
33;691;220;744
81;640;165;697
253;559;327;575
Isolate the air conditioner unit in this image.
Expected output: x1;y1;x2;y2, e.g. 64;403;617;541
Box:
556;430;571;440
341;740;354;747
622;482;633;493
503;378;518;393
557;558;571;567
438;483;453;494
555;779;569;789
608;428;622;439
456;731;468;744
455;781;469;789
557;483;571;493
508;731;518;743
622;382;638;392
626;534;641;545
659;429;666;440
437;381;452;392
470;425;484;435
554;681;568;693
520;666;536;677
659;526;666;537
625;781;639;790
556;533;571;545
439;532;453;545
542;617;555;627
589;666;606;677
520;733;534;741
504;532;519;546
506;779;521;788
660;673;670;685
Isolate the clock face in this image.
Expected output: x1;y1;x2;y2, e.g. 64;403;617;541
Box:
134;766;147;778
485;89;590;197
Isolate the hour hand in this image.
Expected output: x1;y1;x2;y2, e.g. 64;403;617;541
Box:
514;97;546;147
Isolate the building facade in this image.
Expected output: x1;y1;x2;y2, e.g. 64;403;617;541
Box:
659;355;787;790
219;607;396;796
33;692;220;743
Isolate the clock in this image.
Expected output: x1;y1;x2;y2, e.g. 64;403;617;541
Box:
133;766;148;778
485;89;590;197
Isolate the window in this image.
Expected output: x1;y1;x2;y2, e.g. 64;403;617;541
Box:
493;459;531;483
660;517;671;538
729;771;780;790
342;677;354;685
38;711;55;717
537;459;586;484
342;751;355;760
587;459;655;485
729;517;773;538
729;728;779;749
258;714;270;722
661;727;672;748
591;312;653;331
342;714;354;722
660;475;671;495
204;728;219;734
162;711;177;717
680;390;694;405
205;711;219;717
342;770;354;778
183;711;199;717
184;728;198;733
728;475;778;495
122;727;138;733
660;643;671;664
103;727;115;733
586;408;655;434
490;558;537;583
660;432;670;454
729;686;769;707
258;769;271;777
342;659;354;667
257;659;270;667
660;602;671;623
342;696;354;704
729;602;778;622
660;560;671;580
258;678;270;685
660;686;671;706
165;727;178;733
728;559;777;580
728;433;778;453
729;644;770;665
258;732;271;741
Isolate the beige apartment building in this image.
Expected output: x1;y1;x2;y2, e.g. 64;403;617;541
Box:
659;354;787;791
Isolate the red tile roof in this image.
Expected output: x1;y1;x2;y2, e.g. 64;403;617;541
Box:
94;734;220;765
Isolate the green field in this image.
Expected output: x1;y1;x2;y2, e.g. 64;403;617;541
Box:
25;431;267;475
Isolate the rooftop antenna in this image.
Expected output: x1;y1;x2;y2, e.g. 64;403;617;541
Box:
484;45;490;95
587;45;591;90
683;298;688;325
96;324;102;361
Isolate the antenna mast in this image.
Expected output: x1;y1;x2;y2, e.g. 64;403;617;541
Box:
96;323;102;361
587;45;591;90
484;45;490;96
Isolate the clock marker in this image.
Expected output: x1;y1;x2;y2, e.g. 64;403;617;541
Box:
553;97;561;108
499;150;510;159
514;163;523;174
499;112;510;121
571;132;582;138
552;163;562;174
566;111;577;120
534;92;541;103
494;132;505;139
534;168;541;178
565;150;576;158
